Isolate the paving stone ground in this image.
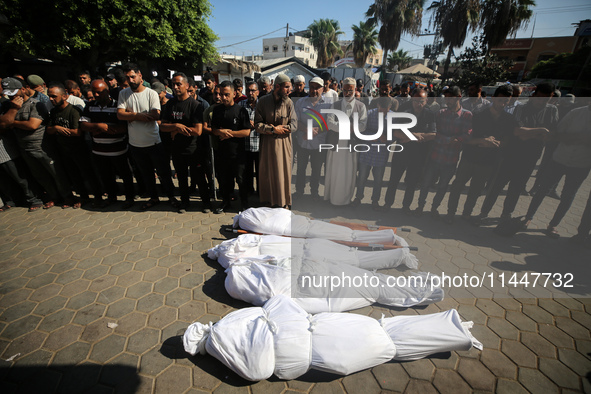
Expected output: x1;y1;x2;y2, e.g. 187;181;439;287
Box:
0;165;590;393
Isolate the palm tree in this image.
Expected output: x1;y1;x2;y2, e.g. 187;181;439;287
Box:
348;21;379;68
387;49;413;71
479;0;535;53
366;0;426;68
428;0;481;81
305;19;344;68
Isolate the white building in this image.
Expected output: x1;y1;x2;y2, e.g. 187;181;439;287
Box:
262;34;318;68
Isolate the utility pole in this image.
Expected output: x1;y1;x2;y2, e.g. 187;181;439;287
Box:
284;23;289;57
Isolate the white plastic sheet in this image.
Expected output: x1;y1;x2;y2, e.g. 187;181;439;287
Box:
221;255;443;313
233;208;400;245
208;234;418;270
183;295;482;381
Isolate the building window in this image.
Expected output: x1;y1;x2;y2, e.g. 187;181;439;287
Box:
264;46;269;52
292;46;295;50
272;45;278;52
305;47;309;53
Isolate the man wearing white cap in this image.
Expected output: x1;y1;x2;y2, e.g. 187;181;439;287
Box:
289;75;307;98
293;76;330;200
324;77;367;206
254;74;297;208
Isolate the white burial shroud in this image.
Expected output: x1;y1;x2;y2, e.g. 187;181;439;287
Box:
208;234;418;270
207;235;443;313
233;207;400;245
183;295;483;381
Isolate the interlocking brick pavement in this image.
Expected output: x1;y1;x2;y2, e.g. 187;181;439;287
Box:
0;166;590;393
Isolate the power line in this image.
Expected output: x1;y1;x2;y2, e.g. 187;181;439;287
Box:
217;26;287;49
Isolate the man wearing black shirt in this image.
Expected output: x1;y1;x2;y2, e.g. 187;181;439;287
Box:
384;89;436;213
211;81;251;213
476;83;558;222
446;85;515;223
161;72;208;213
200;73;216;106
47;83;102;207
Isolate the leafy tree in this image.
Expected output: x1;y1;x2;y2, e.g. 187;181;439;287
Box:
305;19;344;68
479;0;535;53
366;0;426;67
528;46;591;81
348;21;379;68
0;0;218;69
454;35;514;88
387;49;413;71
428;0;481;81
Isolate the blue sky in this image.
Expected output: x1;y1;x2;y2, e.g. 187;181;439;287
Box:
207;0;591;60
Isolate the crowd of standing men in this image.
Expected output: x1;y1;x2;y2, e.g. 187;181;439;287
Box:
1;65;590;245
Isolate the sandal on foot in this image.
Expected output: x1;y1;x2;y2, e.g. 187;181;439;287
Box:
141;199;160;210
544;226;560;239
28;203;43;212
168;198;181;209
0;204;13;212
43;201;55;209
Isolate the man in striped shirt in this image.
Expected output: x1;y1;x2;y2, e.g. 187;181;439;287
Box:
80;80;135;209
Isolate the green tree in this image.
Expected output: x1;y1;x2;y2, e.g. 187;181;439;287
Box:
454;35;514;88
305;19;344;68
0;0;218;69
528;47;591;81
348;21;379;68
479;0;535;53
428;0;481;81
366;0;426;67
387;49;413;71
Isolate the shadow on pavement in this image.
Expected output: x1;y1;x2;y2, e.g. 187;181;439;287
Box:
0;364;140;393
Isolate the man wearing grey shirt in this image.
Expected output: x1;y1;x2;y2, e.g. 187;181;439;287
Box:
524;98;591;238
117;63;178;211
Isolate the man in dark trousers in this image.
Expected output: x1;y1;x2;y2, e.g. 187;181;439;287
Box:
211;80;251;213
475;82;558;222
384;88;436;214
446;85;515;224
46;83;103;207
80;79;135;209
160;72;211;213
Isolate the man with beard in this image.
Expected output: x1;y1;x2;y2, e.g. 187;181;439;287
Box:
0;77;71;209
47;83;103;207
117;62;179;211
80;80;135;209
445;85;514;223
240;81;261;197
211;81;251;213
324;77;367;206
160;72;210;213
384;88;436;214
255;74;297;208
293;76;330;200
200;73;216;105
475;82;558;222
258;76;272;97
415;86;472;218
